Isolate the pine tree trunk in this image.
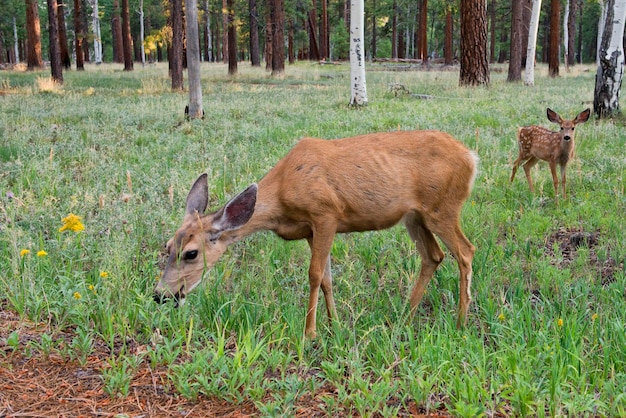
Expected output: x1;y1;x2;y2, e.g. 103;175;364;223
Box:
25;0;43;70
47;0;63;83
186;0;203;117
57;3;71;68
444;7;453;65
112;0;124;63
122;0;133;70
171;0;184;89
507;0;523;81
249;0;260;65
548;0;560;77
227;0;237;74
459;0;489;86
269;0;285;76
74;0;84;70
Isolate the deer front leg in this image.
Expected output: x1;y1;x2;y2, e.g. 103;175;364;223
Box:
560;164;568;200
549;161;560;201
305;227;336;339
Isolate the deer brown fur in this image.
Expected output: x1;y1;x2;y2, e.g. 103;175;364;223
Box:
155;130;478;338
511;108;591;200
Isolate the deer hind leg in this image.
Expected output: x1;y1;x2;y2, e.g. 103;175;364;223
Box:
424;214;475;328
510;155;525;183
522;157;539;192
404;213;445;316
305;226;336;339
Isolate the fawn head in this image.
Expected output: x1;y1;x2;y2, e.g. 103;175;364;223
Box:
154;174;257;306
547;107;591;143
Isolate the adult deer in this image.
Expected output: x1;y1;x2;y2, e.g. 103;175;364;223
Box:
510;108;591;200
155;130;478;338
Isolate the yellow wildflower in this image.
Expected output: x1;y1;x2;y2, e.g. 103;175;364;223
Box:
37;250;48;257
20;249;31;257
73;291;82;300
498;313;505;321
99;271;109;278
557;318;564;328
88;284;96;294
59;213;84;233
591;313;598;322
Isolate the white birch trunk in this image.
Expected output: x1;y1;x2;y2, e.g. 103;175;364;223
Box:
186;0;204;118
594;0;626;117
139;0;146;66
349;0;367;106
524;0;542;86
13;17;19;63
597;1;606;66
92;0;103;63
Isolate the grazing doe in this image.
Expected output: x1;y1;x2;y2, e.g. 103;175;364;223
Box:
154;130;478;338
510;108;591;200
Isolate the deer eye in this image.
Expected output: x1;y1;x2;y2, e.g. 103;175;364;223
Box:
183;250;198;261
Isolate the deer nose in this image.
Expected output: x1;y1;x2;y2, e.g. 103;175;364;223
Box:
564;135;571;141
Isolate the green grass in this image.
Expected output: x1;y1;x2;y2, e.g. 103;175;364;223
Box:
1;62;625;416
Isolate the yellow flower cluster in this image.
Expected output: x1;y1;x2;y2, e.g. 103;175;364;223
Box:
59;213;84;233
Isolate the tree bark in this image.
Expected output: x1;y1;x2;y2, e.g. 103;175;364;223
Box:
122;0;133;70
349;0;367;105
47;0;63;83
508;0;523;81
444;6;453;65
74;0;84;70
249;0;260;65
57;2;71;69
112;0;124;63
524;0;542;86
417;0;427;62
186;0;203;117
548;0;560;77
25;0;43;70
567;0;577;66
459;0;489;86
269;0;285;76
227;0;237;74
594;0;626;118
171;0;184;89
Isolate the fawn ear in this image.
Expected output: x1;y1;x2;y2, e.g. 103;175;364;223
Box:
546;108;562;124
212;184;257;233
576;108;591;124
186;174;209;215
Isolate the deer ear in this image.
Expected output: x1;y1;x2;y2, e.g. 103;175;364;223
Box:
546;108;562;124
186;173;209;215
212;184;257;233
577;108;591;123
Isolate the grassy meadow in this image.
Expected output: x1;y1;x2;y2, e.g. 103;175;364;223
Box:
1;62;625;416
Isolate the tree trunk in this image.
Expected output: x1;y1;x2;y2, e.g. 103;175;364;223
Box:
25;0;43;70
139;0;145;66
269;0;285;76
92;0;103;63
349;0;367;105
391;0;397;59
112;0;124;63
47;0;63;83
320;0;328;59
567;0;577;66
57;3;71;68
249;0;260;65
308;0;319;60
459;0;489;86
594;0;626;118
171;0;184;89
222;0;228;63
371;0;377;59
524;0;542;86
548;0;559;77
508;0;523;81
417;0;427;62
13;17;20;63
444;6;453;65
227;0;237;74
489;0;496;63
122;0;133;70
186;0;203;117
74;0;84;70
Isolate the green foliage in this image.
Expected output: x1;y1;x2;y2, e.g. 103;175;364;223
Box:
1;62;625;415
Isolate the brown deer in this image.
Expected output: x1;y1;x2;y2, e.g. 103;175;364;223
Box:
154;130;478;338
510;108;591;200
